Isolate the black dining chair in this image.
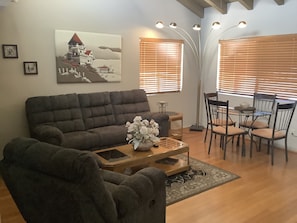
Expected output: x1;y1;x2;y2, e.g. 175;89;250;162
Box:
250;101;297;165
207;99;248;160
239;93;276;130
203;92;236;143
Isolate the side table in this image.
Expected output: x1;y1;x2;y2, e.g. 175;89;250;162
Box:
166;112;183;140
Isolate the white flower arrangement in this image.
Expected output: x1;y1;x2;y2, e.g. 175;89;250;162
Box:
126;116;160;150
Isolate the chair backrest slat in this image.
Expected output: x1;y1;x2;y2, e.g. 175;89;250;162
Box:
208;99;229;134
253;93;276;123
204;92;218;124
253;93;276;112
273;102;296;135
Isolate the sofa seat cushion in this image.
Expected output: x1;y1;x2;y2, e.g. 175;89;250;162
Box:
88;125;127;150
62;131;101;150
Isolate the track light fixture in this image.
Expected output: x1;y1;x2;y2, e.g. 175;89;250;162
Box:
238;21;247;28
156;21;201;32
155;21;164;29
192;24;201;31
156;20;247;31
169;22;177;29
211;22;221;30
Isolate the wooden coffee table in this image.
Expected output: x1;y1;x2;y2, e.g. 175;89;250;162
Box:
93;137;190;176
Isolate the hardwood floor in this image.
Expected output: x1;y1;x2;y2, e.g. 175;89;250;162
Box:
168;128;297;223
1;129;297;223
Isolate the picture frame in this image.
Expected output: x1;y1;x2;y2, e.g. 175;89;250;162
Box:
2;44;18;58
55;30;122;83
23;61;38;75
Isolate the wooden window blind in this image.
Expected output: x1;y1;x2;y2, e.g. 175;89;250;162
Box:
139;38;183;94
218;33;297;100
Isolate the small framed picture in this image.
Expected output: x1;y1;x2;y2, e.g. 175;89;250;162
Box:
23;61;38;75
2;44;18;58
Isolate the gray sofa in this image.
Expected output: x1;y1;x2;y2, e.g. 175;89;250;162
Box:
0;137;166;223
26;89;169;151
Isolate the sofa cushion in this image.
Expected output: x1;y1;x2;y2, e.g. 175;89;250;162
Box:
26;94;85;133
78;92;116;129
110;89;151;125
88;125;127;149
62;131;101;150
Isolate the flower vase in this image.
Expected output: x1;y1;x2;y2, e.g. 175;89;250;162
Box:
134;141;153;152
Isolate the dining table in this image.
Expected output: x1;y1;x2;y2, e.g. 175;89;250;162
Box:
218;104;272;132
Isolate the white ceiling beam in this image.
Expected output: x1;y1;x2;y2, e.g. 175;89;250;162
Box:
274;0;284;5
177;0;205;18
238;0;253;10
177;0;284;17
204;0;227;14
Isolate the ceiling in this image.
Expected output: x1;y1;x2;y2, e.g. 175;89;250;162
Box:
177;0;285;18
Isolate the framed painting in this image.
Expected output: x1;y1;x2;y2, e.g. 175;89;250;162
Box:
23;61;38;75
55;30;122;83
2;44;18;58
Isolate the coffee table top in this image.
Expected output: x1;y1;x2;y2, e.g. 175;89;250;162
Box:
93;137;189;170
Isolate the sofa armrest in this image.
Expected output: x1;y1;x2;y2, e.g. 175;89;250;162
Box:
151;112;168;120
33;125;64;146
151;112;169;137
111;167;166;219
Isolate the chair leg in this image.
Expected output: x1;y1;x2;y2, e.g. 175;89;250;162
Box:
258;138;262;152
204;125;209;143
271;142;274;165
267;141;270;154
223;136;227;160
242;134;246;157
220;136;223;149
250;135;254;158
208;133;213;154
236;135;240;146
285;138;288;162
231;123;236;144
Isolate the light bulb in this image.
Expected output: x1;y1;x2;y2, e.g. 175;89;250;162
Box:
155;21;164;29
192;24;201;31
212;22;221;30
169;22;177;29
238;21;247;28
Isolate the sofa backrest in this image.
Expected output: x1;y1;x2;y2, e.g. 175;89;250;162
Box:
26;89;158;134
26;94;85;134
78;92;116;129
0;137;118;223
110;89;151;125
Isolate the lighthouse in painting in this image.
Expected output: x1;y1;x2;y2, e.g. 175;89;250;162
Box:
67;33;95;65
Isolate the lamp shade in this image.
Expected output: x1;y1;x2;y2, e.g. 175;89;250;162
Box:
193;24;201;31
155;21;164;29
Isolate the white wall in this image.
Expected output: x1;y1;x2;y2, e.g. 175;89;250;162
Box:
200;0;297;152
0;0;200;158
1;0;296;158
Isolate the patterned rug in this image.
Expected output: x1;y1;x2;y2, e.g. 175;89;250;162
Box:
165;155;240;205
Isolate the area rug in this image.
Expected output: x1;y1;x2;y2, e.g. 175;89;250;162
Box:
165;155;240;205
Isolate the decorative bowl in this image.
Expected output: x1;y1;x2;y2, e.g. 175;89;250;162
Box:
240;102;250;108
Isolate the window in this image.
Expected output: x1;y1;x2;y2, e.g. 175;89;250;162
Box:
218;34;297;100
139;38;183;94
